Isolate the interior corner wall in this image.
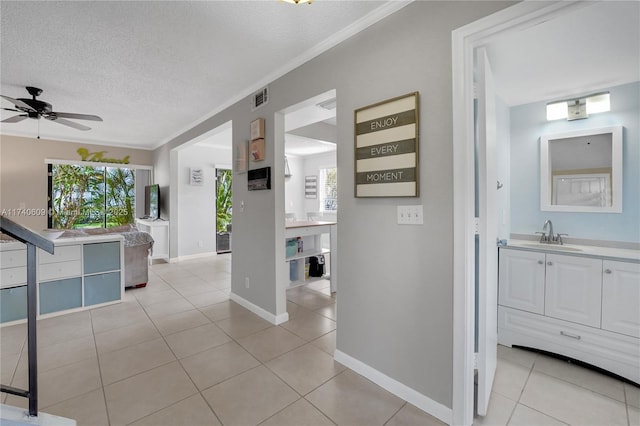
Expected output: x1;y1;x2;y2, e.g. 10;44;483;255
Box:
177;144;231;257
510;81;640;242
152;0;513;410
0;134;153;230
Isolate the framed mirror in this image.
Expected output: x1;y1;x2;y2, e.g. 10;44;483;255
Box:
540;125;623;213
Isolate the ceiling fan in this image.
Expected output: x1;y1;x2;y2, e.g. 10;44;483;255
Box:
1;86;102;131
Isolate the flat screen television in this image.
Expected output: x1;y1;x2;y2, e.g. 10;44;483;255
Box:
144;184;160;220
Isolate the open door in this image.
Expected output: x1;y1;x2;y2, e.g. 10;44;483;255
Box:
216;168;232;253
475;47;498;416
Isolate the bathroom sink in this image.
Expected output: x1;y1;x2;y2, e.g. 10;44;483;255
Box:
521;243;582;252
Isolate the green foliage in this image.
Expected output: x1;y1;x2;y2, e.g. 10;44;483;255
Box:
216;169;232;233
51;164;135;229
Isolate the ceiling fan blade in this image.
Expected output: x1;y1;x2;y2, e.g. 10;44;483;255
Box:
0;95;36;112
2;108;20;112
51;112;103;122
1;115;28;123
48;117;91;131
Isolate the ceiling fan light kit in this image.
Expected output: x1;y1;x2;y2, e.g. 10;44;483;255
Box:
1;86;103;134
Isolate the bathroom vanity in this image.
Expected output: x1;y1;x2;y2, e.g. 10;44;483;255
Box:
498;240;639;384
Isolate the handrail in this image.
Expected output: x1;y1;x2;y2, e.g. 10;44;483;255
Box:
0;216;54;418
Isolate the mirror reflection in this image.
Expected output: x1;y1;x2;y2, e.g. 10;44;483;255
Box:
540;125;622;213
549;133;612;207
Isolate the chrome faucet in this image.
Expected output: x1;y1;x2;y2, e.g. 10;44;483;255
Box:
543;220;554;243
536;219;568;245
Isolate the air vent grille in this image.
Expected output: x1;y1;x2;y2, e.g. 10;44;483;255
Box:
252;87;269;111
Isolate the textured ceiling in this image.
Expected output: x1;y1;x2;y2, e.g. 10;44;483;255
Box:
0;0;392;149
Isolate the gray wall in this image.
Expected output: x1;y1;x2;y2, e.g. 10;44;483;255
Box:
153;1;512;409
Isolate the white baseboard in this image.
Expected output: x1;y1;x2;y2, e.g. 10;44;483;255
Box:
334;350;452;425
173;251;218;262
229;292;289;325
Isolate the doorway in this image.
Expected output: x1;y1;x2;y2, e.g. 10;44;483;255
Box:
451;3;593;425
216;168;232;254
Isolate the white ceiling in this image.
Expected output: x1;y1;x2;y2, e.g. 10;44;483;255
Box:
486;1;640;106
0;0;392;149
2;2;638;150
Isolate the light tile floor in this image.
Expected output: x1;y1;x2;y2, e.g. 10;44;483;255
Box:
0;254;637;425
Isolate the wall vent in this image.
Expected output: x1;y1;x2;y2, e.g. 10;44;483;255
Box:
251;87;269;111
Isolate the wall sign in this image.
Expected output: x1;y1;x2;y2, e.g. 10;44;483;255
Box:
354;92;419;197
305;175;317;199
190;167;203;185
77;148;130;164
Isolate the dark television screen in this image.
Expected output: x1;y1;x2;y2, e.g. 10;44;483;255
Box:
144;184;160;219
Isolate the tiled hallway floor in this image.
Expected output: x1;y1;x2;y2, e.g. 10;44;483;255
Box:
1;254;638;425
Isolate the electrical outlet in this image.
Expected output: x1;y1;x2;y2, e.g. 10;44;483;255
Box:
245;277;250;289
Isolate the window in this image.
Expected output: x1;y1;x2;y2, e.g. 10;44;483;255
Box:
319;167;337;212
48;163;144;229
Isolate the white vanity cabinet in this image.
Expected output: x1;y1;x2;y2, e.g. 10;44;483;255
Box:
544;254;602;328
498;246;640;384
498;249;545;314
601;260;640;338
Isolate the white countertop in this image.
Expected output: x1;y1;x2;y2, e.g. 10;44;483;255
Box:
504;239;640;262
0;233;123;251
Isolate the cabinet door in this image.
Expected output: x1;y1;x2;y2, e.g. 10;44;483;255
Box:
39;277;82;315
84;242;120;274
498;249;545;314
85;272;121;306
602;260;640;338
0;286;27;322
545;254;602;328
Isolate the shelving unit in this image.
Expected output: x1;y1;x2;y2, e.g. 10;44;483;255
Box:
285;221;336;292
0;234;124;325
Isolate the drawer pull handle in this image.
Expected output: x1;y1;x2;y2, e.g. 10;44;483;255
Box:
547;261;553;266
538;260;544;265
560;331;581;340
604;269;612;274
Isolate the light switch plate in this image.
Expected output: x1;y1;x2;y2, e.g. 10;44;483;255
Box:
397;205;423;225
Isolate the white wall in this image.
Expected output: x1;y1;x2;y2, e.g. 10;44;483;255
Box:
284;155;305;220
177;144;231;257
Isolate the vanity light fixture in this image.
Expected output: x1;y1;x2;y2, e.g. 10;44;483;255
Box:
281;0;313;4
546;91;610;121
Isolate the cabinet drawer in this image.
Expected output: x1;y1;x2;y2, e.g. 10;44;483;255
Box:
1;249;27;268
1;266;27;288
39;277;82;315
39;260;81;281
499;306;640;383
85;272;121;306
0;285;27;323
39;244;81;264
84;242;120;274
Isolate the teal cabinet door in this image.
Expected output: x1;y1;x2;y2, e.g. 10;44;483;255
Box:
84;272;121;306
39;277;82;315
0;286;27;322
84;242;120;274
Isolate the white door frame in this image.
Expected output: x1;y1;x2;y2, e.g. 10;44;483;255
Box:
451;2;589;424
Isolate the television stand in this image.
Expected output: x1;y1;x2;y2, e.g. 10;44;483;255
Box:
135;219;170;262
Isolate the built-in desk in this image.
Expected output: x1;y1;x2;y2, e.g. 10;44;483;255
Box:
285;221;337;293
